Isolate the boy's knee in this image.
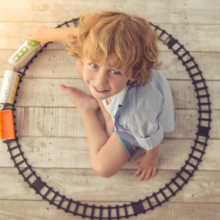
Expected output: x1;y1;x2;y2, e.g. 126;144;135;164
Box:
92;163;113;178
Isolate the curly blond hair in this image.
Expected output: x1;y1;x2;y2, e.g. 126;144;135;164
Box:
66;9;162;87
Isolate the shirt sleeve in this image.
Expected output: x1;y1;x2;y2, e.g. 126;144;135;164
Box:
123;90;165;151
125;110;164;150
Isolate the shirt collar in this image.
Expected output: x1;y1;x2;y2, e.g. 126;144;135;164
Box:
112;85;129;116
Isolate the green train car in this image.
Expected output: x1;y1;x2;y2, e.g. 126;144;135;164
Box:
8;40;41;70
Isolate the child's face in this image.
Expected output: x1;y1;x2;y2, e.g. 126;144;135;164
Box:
82;56;133;100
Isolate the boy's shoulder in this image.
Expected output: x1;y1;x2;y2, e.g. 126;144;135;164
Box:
129;71;163;104
124;69;165;111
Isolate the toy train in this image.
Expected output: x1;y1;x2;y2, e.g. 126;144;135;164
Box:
0;70;19;141
0;40;41;141
8;40;42;71
0;110;15;141
0;70;20;104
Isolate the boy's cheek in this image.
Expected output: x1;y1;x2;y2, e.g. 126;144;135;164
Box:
83;70;94;81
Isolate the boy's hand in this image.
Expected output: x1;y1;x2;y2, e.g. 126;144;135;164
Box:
59;84;99;112
133;153;158;181
27;25;49;47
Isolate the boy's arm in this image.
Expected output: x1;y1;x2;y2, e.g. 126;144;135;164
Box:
27;25;78;46
96;99;112;122
95;99;114;137
46;27;78;42
145;142;161;161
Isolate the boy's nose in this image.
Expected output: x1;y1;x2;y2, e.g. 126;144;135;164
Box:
95;71;108;87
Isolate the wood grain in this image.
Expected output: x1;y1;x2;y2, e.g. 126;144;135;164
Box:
1;23;220;52
1;0;220;24
14;107;218;138
0;200;219;220
0;0;219;219
11;79;218;109
0;138;219;170
1;50;220;80
0;167;220;203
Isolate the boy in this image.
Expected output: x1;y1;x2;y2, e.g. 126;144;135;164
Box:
27;9;176;181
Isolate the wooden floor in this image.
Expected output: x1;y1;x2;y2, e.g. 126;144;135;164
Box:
0;0;220;219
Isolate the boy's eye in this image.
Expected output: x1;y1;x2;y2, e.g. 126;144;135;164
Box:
90;63;121;75
90;63;99;69
111;70;121;75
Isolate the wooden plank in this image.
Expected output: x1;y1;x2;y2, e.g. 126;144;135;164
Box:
14;108;218;138
1;50;220;80
0;138;219;171
1;0;220;25
0;0;219;219
0;167;220;203
157;24;220;52
1;23;220;52
0;78;217;109
0;77;214;109
15;78;91;108
160;51;220;80
0;49;78;78
15;107;105;138
0;200;219;220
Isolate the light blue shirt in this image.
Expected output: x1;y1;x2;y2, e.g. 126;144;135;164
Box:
103;69;176;150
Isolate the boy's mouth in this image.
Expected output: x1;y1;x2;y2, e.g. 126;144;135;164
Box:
91;84;109;93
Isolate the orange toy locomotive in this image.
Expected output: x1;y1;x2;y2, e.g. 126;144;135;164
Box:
0;110;15;141
0;70;19;141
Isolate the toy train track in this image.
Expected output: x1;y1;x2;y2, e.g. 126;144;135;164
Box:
0;18;211;219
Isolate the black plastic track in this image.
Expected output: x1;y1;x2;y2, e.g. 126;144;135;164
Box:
2;18;211;219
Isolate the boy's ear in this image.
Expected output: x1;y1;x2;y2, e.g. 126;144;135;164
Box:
129;75;137;81
126;69;137;82
129;71;137;81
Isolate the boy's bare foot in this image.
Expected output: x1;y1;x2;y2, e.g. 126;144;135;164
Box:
59;84;99;112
